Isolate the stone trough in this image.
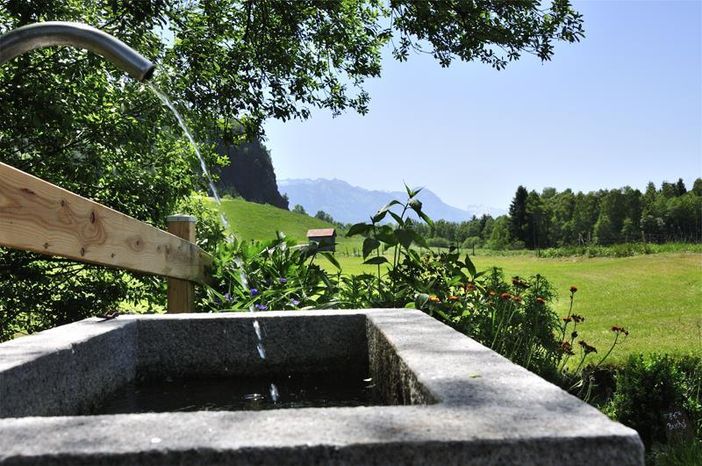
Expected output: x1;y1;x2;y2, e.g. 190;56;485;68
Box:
0;309;643;465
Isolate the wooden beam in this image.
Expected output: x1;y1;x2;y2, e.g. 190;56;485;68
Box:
0;162;212;284
167;215;196;313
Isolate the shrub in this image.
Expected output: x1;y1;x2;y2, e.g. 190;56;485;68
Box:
604;354;702;449
509;240;526;250
204;232;340;312
462;236;482;249
648;439;702;466
538;242;702;259
438;268;562;380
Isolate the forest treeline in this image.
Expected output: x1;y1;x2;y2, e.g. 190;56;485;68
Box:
407;178;702;250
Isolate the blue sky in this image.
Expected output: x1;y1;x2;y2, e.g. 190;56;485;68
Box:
264;0;701;210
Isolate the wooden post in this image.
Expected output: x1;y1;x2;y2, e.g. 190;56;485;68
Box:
167;215;197;313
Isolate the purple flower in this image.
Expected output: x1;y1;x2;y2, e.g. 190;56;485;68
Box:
255;303;268;311
279;277;287;284
290;299;300;306
250;288;259;296
224;292;233;303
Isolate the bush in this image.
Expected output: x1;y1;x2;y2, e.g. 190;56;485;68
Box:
648;439;702;466
604;354;702;449
538;242;702;259
462;236;482;249
509;240;526;250
204;232;340;312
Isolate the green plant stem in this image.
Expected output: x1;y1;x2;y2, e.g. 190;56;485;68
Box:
594;333;621;369
560;293;575;341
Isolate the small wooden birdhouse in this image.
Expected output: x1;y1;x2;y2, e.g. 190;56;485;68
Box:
306;228;336;252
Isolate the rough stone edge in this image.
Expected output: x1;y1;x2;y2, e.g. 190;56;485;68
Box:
366;316;436;405
0;319;136;417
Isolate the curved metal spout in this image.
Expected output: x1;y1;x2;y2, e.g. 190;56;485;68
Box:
0;22;155;81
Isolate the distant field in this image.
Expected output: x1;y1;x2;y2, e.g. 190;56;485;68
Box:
217;198;702;362
334;252;702;363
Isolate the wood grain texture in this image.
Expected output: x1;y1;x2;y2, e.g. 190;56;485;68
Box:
167;216;196;313
0;162;212;284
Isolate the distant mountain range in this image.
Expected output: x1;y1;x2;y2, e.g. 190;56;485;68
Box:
278;178;505;224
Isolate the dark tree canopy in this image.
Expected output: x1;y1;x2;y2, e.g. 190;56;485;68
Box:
509;185;529;245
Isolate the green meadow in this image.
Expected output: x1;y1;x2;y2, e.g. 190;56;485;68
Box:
218;197;363;250
471;253;700;363
221;199;702;363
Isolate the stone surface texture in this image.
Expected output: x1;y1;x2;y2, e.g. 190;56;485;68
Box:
0;309;644;465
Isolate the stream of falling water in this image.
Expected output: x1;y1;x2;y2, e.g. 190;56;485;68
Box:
148;83;279;403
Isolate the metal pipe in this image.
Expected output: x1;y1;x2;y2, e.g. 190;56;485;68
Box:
0;22;155;81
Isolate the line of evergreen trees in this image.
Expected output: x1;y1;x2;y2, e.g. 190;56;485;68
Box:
408;178;702;250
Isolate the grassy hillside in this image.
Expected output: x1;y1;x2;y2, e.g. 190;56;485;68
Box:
218;198;361;250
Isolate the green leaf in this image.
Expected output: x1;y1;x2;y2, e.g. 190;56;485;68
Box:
409;230;429;249
404;183;423;199
375;229;398;246
389;211;404;225
363;256;389;265
378;200;401;214
408;198;423;211
372;210;388;223
321;252;341;270
395;228;413;249
465;255;477;277
346;222;371;237
416;209;434;227
362;237;381;258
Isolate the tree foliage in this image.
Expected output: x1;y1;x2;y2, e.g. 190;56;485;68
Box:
0;0;584;340
409;179;702;253
508;185;529;245
162;0;584;136
314;210;335;224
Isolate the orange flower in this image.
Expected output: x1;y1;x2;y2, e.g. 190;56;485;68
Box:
512;277;529;289
500;292;511;301
578;340;597;354
560;341;575;356
571;314;585;323
447;295;460;302
512;295;522;303
570;286;578;293
611;325;630;336
536;297;546;305
428;295;441;303
465;283;476;292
